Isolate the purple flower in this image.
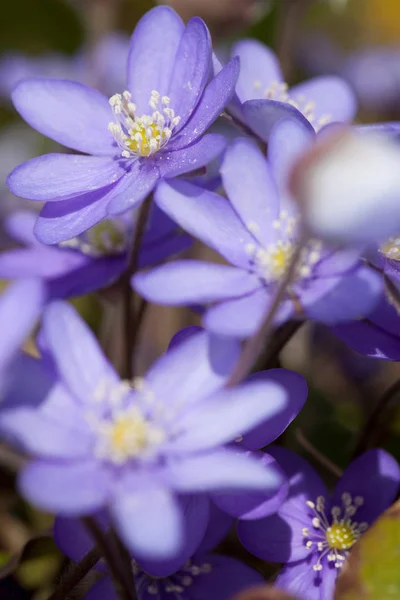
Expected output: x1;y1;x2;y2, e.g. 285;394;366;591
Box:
0;206;191;300
53;504;262;600
134;118;382;338
0;302;300;560
238;446;400;600
7;6;238;244
226;38;356;141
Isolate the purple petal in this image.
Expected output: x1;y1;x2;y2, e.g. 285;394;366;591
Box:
133;261;259;304
313;248;361;278
0;407;91;458
43;301;118;404
276;556;337;600
154;180;256;268
83;578;116;600
137;495;209;577
221;138;280;246
165;447;282;493
139;233;192;270
204;287;293;338
54;515;107;563
301;266;383;324
4;210;40;245
0;353;55;411
243;99;315;144
106;161;159;215
212;452;288;520
8;154;124;201
19;459;112;514
0;279;44;370
186;553;264;600
0;247;86;280
168;375;290;455
111;485;183;560
167;326;203;351
145;328;240;408
167;18;211;131
196;502;234;553
240;369;308;450
332;449;400;525
157;134;226;178
12;79;115;155
290;75;357;124
231;39;283;103
168;57;240;150
127;6;184;113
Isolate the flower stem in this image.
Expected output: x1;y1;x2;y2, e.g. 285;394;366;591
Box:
226;232;307;388
47;547;101;600
122;196;153;380
82;518;134;600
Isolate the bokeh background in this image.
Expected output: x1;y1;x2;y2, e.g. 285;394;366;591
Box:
1;0;400;598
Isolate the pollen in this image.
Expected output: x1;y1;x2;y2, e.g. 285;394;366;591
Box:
380;236;400;260
108;90;180;158
326;523;357;551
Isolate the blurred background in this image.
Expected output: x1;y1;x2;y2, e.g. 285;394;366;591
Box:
1;0;400;598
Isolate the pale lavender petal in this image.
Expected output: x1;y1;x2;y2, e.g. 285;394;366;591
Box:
154;179;255;268
0;408;91;458
231;39;283;103
0;279;44;370
301;266;383;324
168;57;240;150
157;134;226;178
0;353;55;411
276;557;337;600
137;495;209;577
12;79;115;155
240;370;308;450
127;6;184;113
111;485;183;559
4;211;40;245
186;553;264;600
204;287;293;338
313;248;360;278
43;301;118;403
167;18;211;130
243;99;314;144
8;154;124;201
290;75;357;124
145;328;240;408
106;162;159;215
221;138;280;245
196;502;234;553
133;261;260;304
19;459;112;514
168;376;289;454
165;448;282;493
213;452;288;520
332;449;400;525
0;247;85;279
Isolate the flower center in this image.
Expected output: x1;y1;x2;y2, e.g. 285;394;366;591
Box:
88;378;167;465
254;80;332;131
108;90;181;158
245;211;322;283
302;493;368;572
59;218;129;257
380;236;400;260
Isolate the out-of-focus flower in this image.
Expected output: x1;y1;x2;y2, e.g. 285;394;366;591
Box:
290;129;400;246
238;447;400;600
226;38;356;140
53;504;263;599
0;303;294;560
0;207;191;301
7;6;237;244
134;119;382;339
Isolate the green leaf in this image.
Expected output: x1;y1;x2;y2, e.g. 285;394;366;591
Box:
335;500;400;599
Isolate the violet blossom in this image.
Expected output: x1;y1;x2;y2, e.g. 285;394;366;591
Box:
238;446;400;600
6;6;238;244
0;206;191;301
0;302;303;560
226;38;357;141
53;503;262;600
134;118;382;338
